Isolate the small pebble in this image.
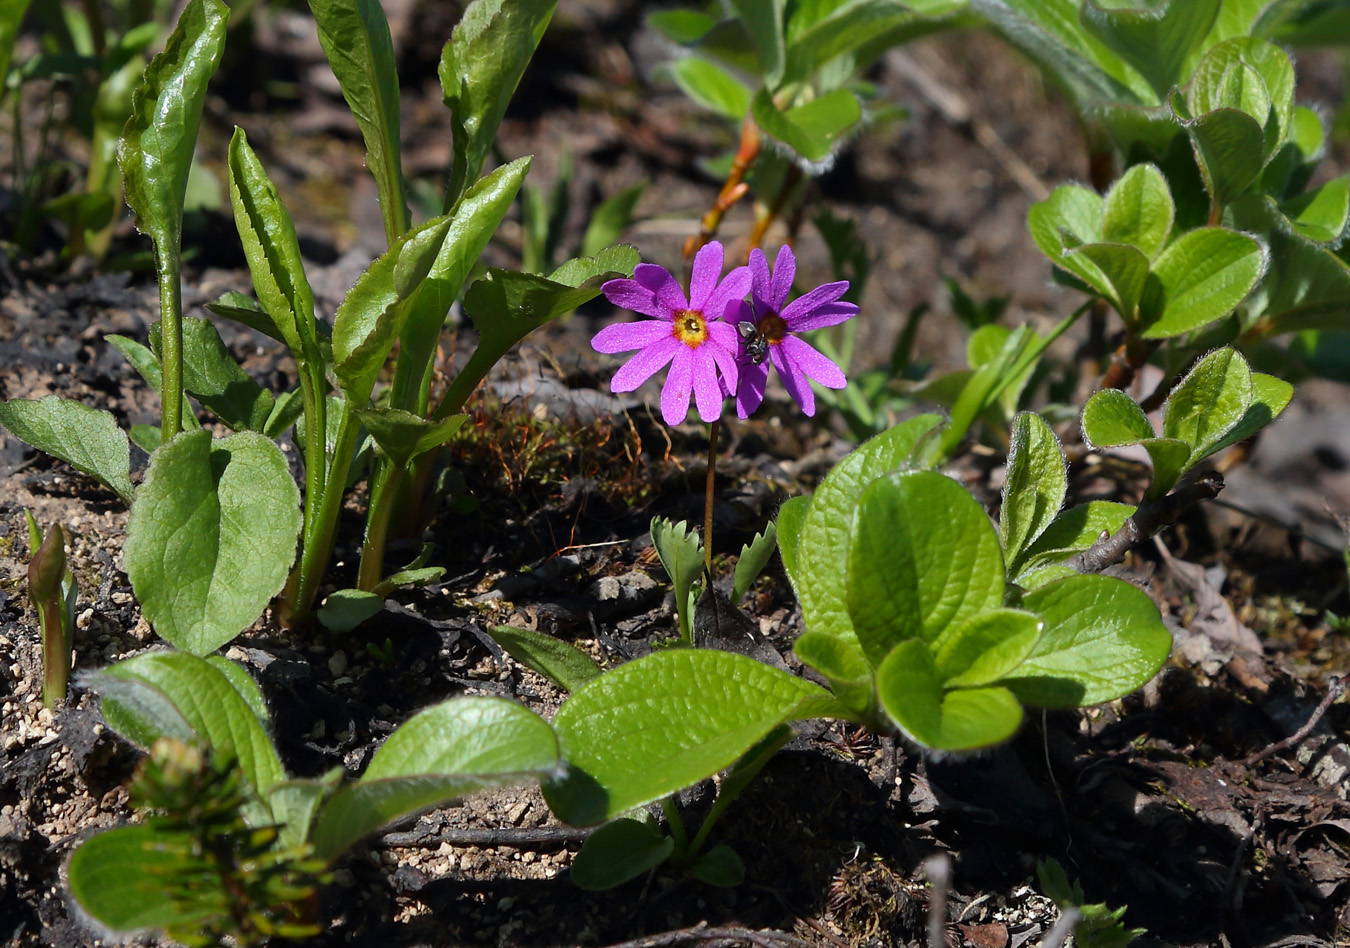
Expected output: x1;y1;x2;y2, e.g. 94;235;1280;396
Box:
328;651;348;677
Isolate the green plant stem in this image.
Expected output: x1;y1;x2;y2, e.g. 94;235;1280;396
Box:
660;796;690;861
357;460;406;591
286;402;359;624
703;419;719;577
158;256;184;439
296;374;327;571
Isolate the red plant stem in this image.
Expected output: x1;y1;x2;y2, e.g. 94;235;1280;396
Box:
685;118;761;260
703;419;719;576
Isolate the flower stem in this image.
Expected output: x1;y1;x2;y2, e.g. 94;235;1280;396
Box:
684;117;760;259
703;419;720;576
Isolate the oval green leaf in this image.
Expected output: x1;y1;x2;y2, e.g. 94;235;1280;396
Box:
1001;412;1067;570
1139;227;1265;339
570;818;675;890
0;396;134;504
876;639;1022;751
1081;387;1154;448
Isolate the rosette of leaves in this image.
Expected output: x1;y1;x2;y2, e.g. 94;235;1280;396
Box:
1081;347;1292;501
776;412;1173;750
1030;162;1266;341
70;651;563;940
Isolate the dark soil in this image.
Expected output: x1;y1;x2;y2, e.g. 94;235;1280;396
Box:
2;3;1349;947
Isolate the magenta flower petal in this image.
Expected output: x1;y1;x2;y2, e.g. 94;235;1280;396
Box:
687;241;725;312
748;248;773;314
601;278;673;320
608;335;681;392
781;280;851;324
785;301;858;332
706;321;741;394
701;264;752;323
736;360;769;419
661;345;696;425
772;344;815;416
769;244;795;313
780;335;846;388
632;263;689;313
591;319;672;354
692;348;725;422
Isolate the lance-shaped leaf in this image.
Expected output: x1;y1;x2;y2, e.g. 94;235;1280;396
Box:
846;471;1005;666
118;0;228;258
226;127;320;365
0;396;134;504
1001;412;1067;572
1138;227;1265;339
308;0;406;244
774;495;810;587
1002;574;1171;707
783;0;969;86
1162;348;1252;458
332;213;458;404
650;517;703;643
1080;0;1219;101
96;652;285;804
125;430;301;655
489;625;602;694
311;697;559;860
669;56;751;120
543;650;842;826
437;245;638;417
440;0;556;206
151;318;274;432
355;408;467;468
751;87;861;164
392;157;531;414
731;0;784;88
877;639;1023;751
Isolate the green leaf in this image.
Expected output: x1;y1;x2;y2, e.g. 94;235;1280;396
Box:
1067;241;1151;326
647;8;716;45
1028;184;1104;259
1001;412;1067;571
1141;437;1194;499
267;777;334;849
312;697;559;860
544;650;840;826
650;517;703;642
332;212;458;404
316;588;385;632
1102;162;1174;260
98;651;285;799
688;844;745;887
203;656;270;733
438;246;638;417
1081;387;1154;447
731;0;785;88
669;57;751;120
69;825;219;933
308;0;407;244
1003;574;1171;707
775;495;810;588
355;407;467;468
152;317;274;432
846;471;1005;666
794;415;946;651
1081;0;1219;100
751;87;861;163
226;127;320;364
1190;38;1294;159
489;625;602;693
1281;176;1350;244
0;0;36;106
732;523;777;604
125;430;301;655
570;818;675;890
0;396;134;504
1138;227;1265;338
876;639;1022;750
393;157;531;415
582;182;645;260
440;0;556;206
933;608;1043;687
1172;89;1267;211
118;0;228;263
1205;371;1293;456
1016;501;1136;576
1161;347;1252;458
783;0;945;84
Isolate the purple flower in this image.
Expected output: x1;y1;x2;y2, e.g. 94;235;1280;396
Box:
733;245;856;418
592;241;751;425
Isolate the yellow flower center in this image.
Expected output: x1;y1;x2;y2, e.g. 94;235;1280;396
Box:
672;309;709;348
759;313;788;345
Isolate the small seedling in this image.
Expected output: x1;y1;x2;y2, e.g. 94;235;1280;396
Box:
24;511;76;708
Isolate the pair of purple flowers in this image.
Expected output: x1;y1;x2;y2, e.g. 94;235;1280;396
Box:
591;242;857;425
